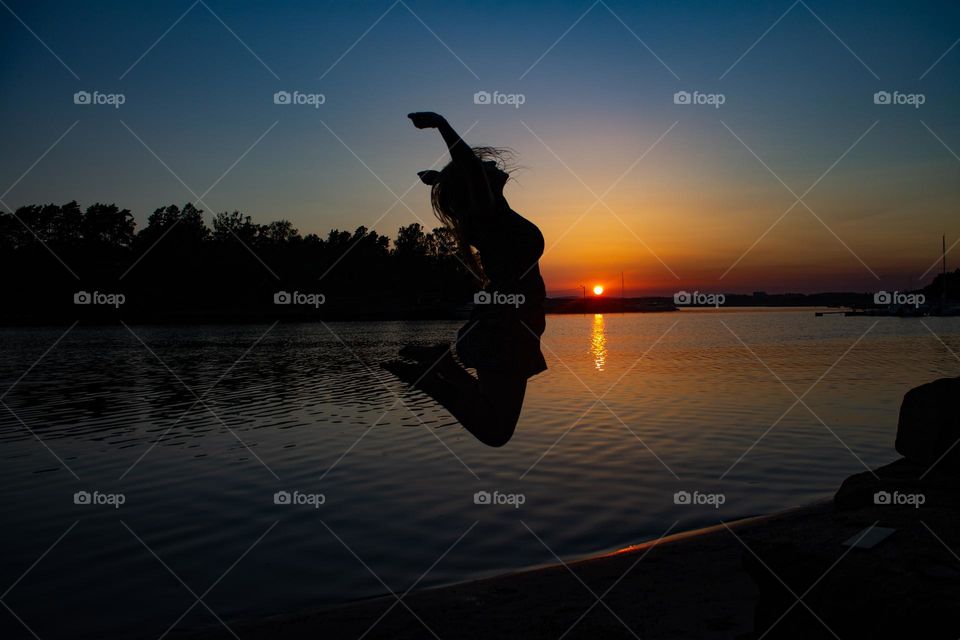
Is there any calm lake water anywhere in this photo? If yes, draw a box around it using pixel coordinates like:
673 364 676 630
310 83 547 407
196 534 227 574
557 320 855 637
2 309 959 639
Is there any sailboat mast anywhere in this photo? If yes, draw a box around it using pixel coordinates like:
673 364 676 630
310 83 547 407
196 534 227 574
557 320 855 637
944 235 948 309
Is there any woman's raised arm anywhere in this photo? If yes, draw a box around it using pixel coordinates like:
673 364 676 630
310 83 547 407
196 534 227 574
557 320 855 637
408 112 476 164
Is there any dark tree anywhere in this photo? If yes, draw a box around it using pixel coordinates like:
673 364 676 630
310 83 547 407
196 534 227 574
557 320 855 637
82 203 135 247
0 200 478 323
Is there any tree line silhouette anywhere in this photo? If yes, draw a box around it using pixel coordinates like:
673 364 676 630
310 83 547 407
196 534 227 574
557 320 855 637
1 201 478 323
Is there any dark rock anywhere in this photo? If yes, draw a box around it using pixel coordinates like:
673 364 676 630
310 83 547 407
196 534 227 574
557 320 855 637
833 457 960 510
895 377 960 469
755 379 960 640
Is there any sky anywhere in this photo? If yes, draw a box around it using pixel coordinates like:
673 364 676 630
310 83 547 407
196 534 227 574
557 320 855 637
1 0 958 296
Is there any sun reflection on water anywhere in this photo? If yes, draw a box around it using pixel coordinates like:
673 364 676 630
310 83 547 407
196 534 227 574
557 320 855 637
591 313 606 371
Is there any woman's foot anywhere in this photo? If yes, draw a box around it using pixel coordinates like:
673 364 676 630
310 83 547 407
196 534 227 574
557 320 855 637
381 359 461 404
397 342 466 381
380 359 433 388
398 342 451 363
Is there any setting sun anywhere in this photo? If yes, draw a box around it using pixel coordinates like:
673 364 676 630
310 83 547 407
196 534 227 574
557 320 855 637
593 285 604 296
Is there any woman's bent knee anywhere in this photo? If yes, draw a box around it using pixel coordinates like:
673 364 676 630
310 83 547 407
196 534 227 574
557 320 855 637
476 421 516 447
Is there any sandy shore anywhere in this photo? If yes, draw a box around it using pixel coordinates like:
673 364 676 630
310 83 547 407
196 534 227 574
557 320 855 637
177 502 848 640
177 460 960 640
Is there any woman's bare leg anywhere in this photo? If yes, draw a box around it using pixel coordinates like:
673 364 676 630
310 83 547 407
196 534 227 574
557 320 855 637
382 359 527 447
469 369 527 446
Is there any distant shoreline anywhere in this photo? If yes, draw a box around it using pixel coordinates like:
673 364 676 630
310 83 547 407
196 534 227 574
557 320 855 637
0 303 851 326
0 296 889 327
4 272 957 326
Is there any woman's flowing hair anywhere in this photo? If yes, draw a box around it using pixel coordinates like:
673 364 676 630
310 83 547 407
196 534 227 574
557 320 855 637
429 146 515 284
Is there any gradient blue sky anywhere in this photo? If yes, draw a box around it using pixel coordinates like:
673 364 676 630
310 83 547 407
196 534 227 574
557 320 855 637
2 0 958 294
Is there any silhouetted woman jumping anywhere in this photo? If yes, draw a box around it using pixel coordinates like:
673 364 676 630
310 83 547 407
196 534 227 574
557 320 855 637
382 112 547 447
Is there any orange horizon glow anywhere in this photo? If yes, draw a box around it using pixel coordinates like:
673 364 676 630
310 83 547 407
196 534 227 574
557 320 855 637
491 140 956 296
